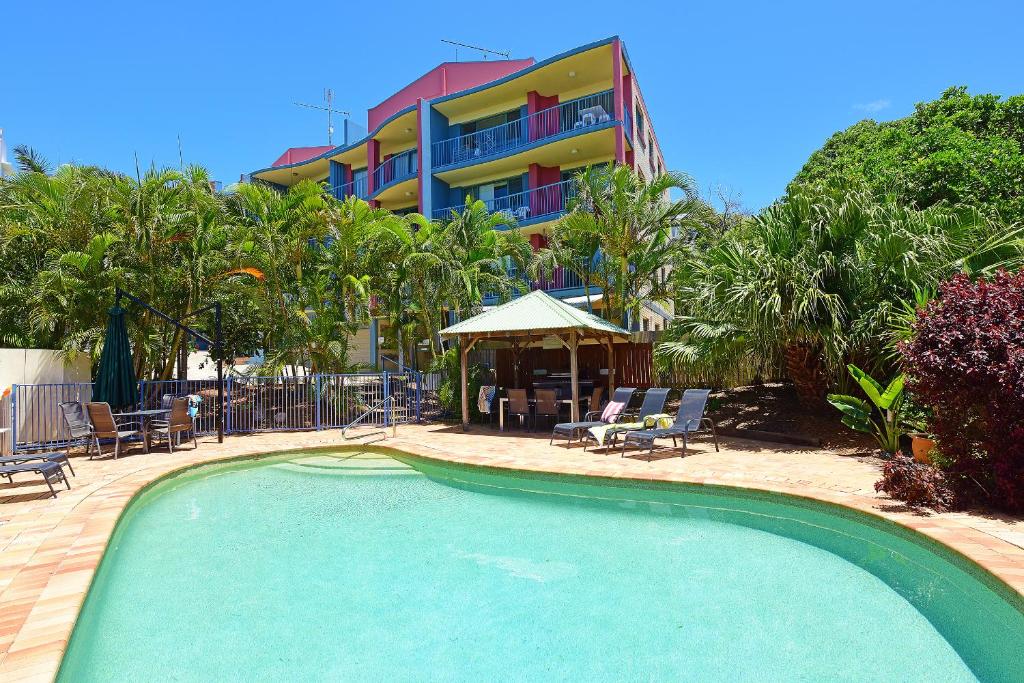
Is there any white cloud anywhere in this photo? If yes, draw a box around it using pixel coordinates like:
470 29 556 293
853 99 891 113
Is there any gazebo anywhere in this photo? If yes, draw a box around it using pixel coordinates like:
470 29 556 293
439 290 631 430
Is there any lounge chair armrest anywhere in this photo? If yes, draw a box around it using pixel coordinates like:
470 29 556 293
584 410 603 421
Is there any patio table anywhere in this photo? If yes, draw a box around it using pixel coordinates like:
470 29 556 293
114 408 170 453
498 397 574 431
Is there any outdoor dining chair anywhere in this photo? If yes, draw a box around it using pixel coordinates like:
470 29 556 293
151 397 197 452
86 402 141 460
58 401 93 459
507 389 531 431
533 390 560 431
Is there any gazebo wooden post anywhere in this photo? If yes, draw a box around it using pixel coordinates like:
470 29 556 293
568 330 580 422
460 334 473 431
605 336 616 394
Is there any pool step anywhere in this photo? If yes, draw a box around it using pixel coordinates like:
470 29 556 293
272 453 417 477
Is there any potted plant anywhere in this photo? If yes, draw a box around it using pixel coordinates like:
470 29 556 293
900 400 938 464
827 365 905 457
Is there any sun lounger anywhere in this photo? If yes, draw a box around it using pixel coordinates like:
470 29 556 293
583 388 671 451
0 451 76 477
0 461 71 498
549 387 636 446
620 389 719 459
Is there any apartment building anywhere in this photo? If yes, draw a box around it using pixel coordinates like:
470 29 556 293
248 36 671 364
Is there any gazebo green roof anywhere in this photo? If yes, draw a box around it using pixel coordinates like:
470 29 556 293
439 290 629 338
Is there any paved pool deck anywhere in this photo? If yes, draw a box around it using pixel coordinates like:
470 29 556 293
1 424 1022 681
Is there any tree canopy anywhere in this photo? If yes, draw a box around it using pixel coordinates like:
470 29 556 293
793 87 1024 223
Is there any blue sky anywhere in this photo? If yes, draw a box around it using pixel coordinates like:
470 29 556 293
5 1 1023 211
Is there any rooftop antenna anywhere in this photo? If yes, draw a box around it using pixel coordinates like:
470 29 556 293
294 88 350 145
441 39 510 62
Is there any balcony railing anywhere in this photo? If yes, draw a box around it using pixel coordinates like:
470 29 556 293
624 107 633 143
372 149 417 192
431 90 615 169
433 179 577 223
483 266 592 301
331 175 368 200
532 266 587 292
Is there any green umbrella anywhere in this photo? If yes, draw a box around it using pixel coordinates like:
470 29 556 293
93 306 137 410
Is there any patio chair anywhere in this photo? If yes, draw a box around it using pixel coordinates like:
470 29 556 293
581 386 604 416
534 390 560 431
507 389 531 431
549 387 636 446
0 450 76 477
151 397 197 453
86 402 141 460
582 387 671 451
0 461 70 498
620 389 719 459
58 401 93 460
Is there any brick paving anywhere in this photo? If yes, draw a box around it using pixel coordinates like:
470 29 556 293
0 424 1021 681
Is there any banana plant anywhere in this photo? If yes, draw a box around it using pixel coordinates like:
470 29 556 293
827 365 905 454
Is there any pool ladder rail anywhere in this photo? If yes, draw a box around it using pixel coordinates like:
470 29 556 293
342 395 397 444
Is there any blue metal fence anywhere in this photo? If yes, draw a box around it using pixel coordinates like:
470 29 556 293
10 372 424 452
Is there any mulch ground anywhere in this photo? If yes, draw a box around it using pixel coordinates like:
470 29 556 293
704 382 877 454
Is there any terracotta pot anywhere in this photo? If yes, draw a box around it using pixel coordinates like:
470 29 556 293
911 435 937 464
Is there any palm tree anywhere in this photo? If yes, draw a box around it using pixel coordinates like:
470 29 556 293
559 164 709 327
438 197 533 315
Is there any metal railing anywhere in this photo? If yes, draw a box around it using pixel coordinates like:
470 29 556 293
433 179 577 223
331 175 368 200
9 372 421 452
533 266 587 292
431 90 615 169
372 149 417 192
342 394 395 443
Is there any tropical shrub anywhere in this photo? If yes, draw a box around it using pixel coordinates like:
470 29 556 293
874 454 956 511
827 365 905 454
430 346 491 422
900 270 1024 511
659 181 1021 407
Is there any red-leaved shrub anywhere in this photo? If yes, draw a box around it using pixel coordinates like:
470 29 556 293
874 454 955 511
899 270 1024 512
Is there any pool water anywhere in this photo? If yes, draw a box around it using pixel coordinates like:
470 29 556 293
59 450 1024 682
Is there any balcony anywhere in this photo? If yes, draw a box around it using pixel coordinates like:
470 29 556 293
433 179 577 225
372 149 417 195
332 175 368 200
431 90 615 170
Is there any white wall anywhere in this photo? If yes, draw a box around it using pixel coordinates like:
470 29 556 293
0 349 91 454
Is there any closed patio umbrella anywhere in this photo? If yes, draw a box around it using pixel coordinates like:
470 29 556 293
93 306 137 410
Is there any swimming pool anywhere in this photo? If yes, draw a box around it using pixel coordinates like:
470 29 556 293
59 448 1024 681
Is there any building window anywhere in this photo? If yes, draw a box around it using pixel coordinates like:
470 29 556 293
635 100 645 141
642 318 650 332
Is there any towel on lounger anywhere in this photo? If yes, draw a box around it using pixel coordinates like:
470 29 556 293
588 413 674 446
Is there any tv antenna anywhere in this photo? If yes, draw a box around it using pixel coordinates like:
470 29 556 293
294 88 350 145
441 39 510 62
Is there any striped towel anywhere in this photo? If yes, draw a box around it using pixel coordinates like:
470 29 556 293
588 413 674 447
